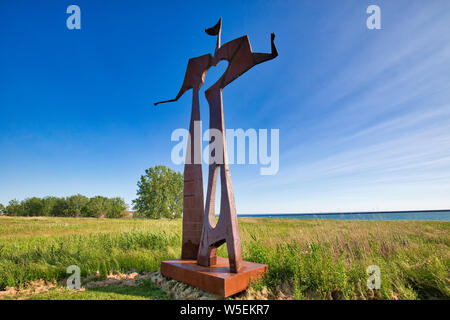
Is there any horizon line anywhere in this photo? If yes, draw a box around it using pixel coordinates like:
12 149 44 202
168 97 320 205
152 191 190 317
235 209 450 216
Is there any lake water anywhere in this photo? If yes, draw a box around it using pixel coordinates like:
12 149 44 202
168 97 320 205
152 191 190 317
238 210 450 221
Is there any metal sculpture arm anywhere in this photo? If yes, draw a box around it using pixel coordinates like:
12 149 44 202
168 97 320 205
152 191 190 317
253 32 278 65
206 32 278 91
154 54 212 106
154 85 189 106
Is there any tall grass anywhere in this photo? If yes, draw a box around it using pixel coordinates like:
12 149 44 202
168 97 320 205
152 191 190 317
0 217 448 299
241 219 449 299
0 230 180 289
0 217 181 289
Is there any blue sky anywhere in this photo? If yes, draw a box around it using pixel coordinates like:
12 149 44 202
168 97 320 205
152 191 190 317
1 0 449 213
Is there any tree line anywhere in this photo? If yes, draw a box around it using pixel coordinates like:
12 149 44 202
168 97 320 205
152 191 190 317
0 165 184 219
0 195 128 218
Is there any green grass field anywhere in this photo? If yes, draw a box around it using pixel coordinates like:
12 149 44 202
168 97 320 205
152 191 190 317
0 216 448 300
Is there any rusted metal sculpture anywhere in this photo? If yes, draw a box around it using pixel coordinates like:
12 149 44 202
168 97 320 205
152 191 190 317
198 20 278 273
155 54 211 259
157 18 277 296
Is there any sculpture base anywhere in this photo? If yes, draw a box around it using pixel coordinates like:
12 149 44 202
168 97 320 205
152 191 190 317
160 257 268 297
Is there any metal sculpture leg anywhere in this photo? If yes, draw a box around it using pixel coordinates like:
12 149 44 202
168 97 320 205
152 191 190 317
154 54 212 260
197 86 243 273
182 88 205 259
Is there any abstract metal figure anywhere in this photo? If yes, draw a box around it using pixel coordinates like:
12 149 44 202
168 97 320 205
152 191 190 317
155 53 211 260
155 18 278 272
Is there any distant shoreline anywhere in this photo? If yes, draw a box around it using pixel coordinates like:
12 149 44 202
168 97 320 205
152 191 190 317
235 209 450 221
237 209 450 216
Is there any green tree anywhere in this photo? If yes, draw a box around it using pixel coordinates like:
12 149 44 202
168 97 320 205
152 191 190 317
82 196 108 218
132 165 183 219
64 194 89 217
5 199 24 216
105 197 128 218
50 197 68 217
41 196 60 217
22 197 44 216
0 203 5 215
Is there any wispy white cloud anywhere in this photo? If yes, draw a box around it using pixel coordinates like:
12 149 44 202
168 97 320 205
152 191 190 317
237 1 450 212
